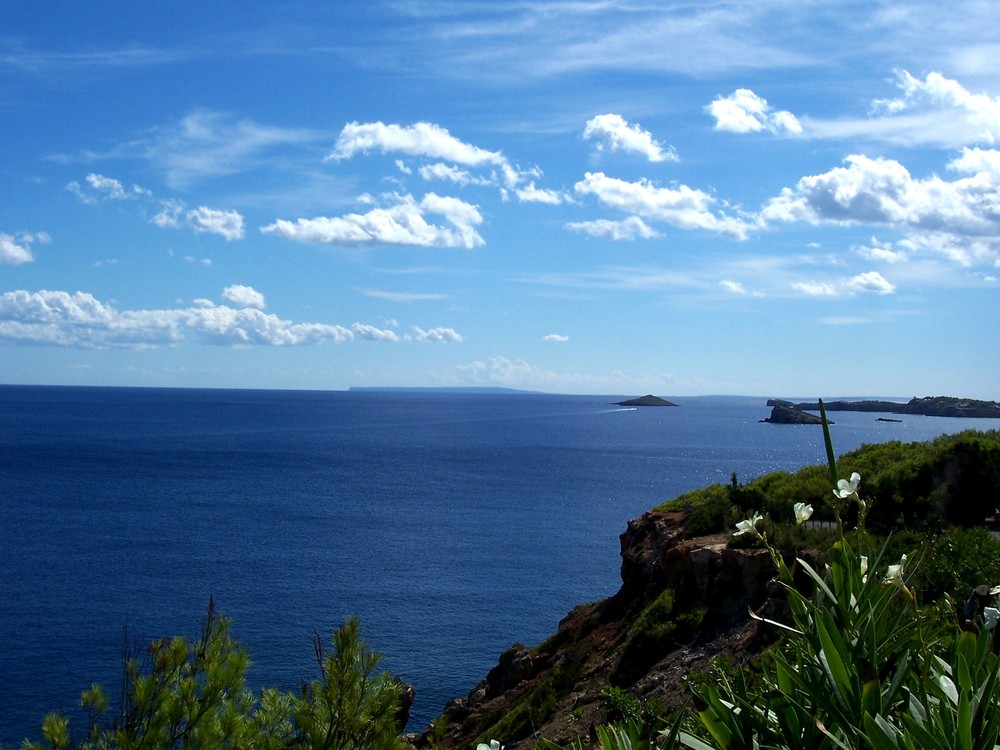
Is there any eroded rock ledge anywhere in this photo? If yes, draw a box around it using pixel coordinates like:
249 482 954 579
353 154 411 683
410 512 784 749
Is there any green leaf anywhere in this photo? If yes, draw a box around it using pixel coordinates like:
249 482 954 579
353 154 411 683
958 691 972 750
679 731 719 750
817 610 858 712
864 713 902 750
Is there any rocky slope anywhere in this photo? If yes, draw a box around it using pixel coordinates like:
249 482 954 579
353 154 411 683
410 512 784 749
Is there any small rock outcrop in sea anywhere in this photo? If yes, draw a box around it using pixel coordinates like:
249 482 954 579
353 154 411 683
760 404 826 424
615 394 679 407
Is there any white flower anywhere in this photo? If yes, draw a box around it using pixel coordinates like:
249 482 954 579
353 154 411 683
985 607 1000 631
477 742 503 750
833 472 861 499
734 512 764 537
859 556 869 578
884 554 908 584
793 502 814 525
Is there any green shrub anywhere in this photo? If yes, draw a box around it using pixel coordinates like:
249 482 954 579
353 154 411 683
24 603 405 750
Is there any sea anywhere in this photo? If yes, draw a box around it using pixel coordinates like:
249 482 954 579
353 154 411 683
2 385 999 745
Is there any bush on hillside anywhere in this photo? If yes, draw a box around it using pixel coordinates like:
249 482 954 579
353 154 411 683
23 603 406 750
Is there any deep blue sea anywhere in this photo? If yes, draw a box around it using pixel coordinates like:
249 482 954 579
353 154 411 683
2 385 999 744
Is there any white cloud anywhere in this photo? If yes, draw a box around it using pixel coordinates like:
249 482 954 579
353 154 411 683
543 334 569 342
792 281 838 296
515 182 568 204
418 162 492 186
720 279 747 294
1 232 44 265
0 289 356 348
412 326 463 342
67 172 245 241
187 206 246 241
330 121 507 167
708 89 802 135
762 152 1000 267
873 71 1000 145
221 284 265 310
575 171 754 239
802 71 1000 149
329 120 544 195
854 237 910 263
67 173 147 203
152 200 184 228
261 193 484 249
583 114 677 162
351 323 401 342
566 216 658 240
86 173 127 199
846 271 896 295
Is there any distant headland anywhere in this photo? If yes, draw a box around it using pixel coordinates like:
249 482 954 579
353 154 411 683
767 396 1000 419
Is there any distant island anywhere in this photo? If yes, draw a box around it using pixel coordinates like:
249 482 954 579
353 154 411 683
615 394 679 407
761 404 827 424
767 396 1000 419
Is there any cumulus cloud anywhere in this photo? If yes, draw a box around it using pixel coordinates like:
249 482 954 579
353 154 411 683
543 334 569 342
330 121 507 167
708 89 802 134
68 172 245 241
1 232 48 265
67 173 149 204
762 151 1000 268
854 237 909 263
583 114 677 162
0 289 356 348
351 323 401 342
221 284 265 310
261 193 484 249
418 162 493 186
186 206 245 241
151 200 184 228
574 171 754 239
514 182 568 204
567 216 658 240
790 272 895 297
330 120 550 198
412 326 463 342
847 271 896 295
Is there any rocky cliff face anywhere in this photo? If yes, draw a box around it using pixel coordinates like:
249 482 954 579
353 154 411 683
410 512 783 749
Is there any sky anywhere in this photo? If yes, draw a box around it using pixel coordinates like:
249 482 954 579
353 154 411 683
2 1 999 398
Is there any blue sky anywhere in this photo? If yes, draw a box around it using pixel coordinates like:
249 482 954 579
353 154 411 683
2 1 999 398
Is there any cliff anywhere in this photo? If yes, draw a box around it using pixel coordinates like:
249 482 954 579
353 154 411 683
411 513 782 749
